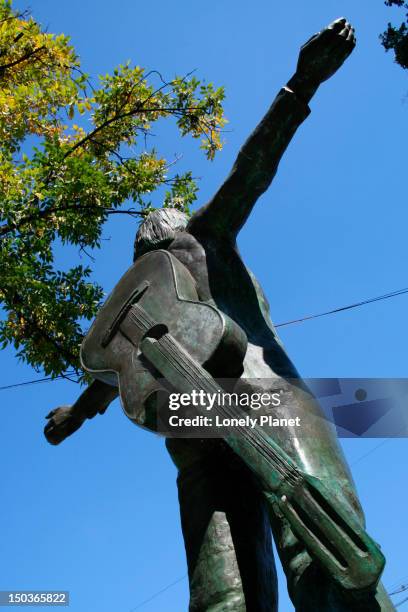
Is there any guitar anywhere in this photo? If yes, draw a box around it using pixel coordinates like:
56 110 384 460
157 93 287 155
80 249 385 594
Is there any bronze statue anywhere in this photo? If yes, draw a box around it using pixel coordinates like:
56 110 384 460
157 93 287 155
44 18 395 611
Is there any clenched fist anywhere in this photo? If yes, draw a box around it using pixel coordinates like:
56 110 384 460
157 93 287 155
288 18 356 103
298 18 356 85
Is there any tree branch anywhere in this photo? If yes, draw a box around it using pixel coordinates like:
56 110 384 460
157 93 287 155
2 290 80 371
62 104 207 159
0 203 145 238
0 45 46 73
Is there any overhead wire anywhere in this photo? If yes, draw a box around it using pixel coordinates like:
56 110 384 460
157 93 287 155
389 577 408 593
396 596 408 608
275 287 408 328
0 370 77 390
127 574 408 610
390 586 408 597
128 574 187 611
2 285 408 391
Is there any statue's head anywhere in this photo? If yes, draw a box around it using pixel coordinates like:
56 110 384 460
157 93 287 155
133 207 189 260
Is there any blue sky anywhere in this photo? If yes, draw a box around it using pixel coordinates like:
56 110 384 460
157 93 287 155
1 1 407 610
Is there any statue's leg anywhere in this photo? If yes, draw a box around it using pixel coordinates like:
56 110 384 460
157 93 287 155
166 438 278 612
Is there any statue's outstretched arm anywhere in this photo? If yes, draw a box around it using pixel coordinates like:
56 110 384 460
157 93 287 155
189 18 356 241
44 379 119 445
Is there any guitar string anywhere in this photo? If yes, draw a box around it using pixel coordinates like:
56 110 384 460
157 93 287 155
136 314 302 486
138 319 296 482
158 332 301 481
154 350 300 483
128 307 296 482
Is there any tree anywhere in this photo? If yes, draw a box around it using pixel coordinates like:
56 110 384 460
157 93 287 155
381 0 408 69
0 0 226 379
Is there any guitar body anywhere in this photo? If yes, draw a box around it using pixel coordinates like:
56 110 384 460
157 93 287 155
80 250 247 429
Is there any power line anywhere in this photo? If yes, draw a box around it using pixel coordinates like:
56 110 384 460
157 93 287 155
2 284 408 392
396 595 408 608
0 371 77 390
351 439 392 468
126 571 408 611
390 586 408 597
275 287 408 328
350 419 407 470
389 577 408 593
129 574 187 611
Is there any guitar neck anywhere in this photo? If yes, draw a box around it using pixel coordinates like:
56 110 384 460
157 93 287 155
140 331 301 491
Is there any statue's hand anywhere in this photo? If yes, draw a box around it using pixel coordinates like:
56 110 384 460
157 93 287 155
296 18 356 88
44 405 85 445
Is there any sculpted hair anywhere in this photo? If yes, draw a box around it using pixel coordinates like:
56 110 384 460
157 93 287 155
133 207 189 260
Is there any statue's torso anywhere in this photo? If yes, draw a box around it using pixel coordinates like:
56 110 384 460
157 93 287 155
165 230 357 481
167 230 300 380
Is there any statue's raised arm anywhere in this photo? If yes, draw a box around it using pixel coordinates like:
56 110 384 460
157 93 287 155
188 18 356 241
